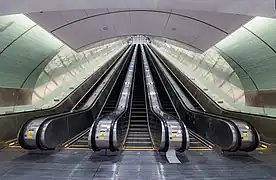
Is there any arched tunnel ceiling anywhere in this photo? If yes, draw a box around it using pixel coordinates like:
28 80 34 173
27 9 252 51
0 0 276 17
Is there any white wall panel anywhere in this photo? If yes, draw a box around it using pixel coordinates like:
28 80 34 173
129 11 169 36
85 8 108 16
172 9 251 33
59 10 88 22
163 14 205 47
28 11 67 31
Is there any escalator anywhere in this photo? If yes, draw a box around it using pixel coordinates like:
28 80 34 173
3 46 129 150
145 46 213 151
146 44 260 152
17 45 134 151
66 46 135 149
151 47 270 149
7 49 124 150
123 46 153 150
149 47 267 151
89 44 188 153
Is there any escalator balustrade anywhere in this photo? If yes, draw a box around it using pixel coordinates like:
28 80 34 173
123 45 153 150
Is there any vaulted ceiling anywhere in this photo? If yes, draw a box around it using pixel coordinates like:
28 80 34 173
0 0 276 17
4 0 273 52
26 9 251 51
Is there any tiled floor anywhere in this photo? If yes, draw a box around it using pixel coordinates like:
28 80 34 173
0 149 276 180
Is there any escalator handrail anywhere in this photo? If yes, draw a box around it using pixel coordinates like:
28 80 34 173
109 45 138 151
148 45 242 151
141 47 156 148
143 45 188 152
90 45 137 151
121 49 137 147
18 45 132 149
90 46 135 151
141 45 170 152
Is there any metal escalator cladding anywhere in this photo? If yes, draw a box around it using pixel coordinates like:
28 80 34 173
66 46 136 150
124 45 153 150
144 46 212 151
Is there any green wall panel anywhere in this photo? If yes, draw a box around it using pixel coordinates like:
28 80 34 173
0 14 35 52
215 19 276 90
0 14 63 88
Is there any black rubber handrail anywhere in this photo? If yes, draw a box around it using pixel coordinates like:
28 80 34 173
109 45 138 152
141 45 169 152
18 46 132 150
144 45 187 152
90 46 135 151
148 45 243 152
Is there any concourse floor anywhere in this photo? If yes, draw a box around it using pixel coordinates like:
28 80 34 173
0 148 275 180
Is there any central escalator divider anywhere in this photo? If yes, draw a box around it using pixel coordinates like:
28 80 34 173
124 45 154 150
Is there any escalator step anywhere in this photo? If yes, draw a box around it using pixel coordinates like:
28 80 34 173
130 121 148 124
123 146 154 150
130 124 148 127
127 137 151 140
129 128 148 132
69 145 88 148
128 133 150 136
125 142 152 146
131 115 147 118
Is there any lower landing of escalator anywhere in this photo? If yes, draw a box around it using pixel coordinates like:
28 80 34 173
0 147 276 180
